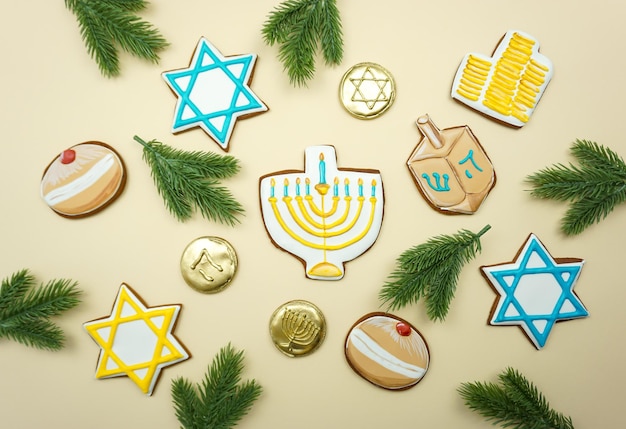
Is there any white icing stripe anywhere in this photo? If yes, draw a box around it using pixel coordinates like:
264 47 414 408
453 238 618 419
44 154 116 205
350 328 425 379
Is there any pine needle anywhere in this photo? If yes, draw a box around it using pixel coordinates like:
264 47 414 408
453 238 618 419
171 343 262 429
379 225 491 321
458 367 575 429
0 269 82 351
262 0 343 87
134 136 244 226
526 139 626 235
65 0 168 77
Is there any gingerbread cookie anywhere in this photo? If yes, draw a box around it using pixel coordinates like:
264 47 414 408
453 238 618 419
345 313 429 390
451 30 553 127
480 233 588 349
259 145 384 281
84 284 190 395
162 37 268 152
407 114 496 214
40 141 126 218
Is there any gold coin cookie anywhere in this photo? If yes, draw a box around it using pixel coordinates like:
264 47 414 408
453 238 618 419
339 62 396 119
180 236 238 293
269 300 326 357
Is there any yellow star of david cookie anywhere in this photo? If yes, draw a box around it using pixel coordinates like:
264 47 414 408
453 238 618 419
84 284 190 395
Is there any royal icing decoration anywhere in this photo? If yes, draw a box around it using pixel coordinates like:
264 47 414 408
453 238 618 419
345 313 429 390
481 234 588 349
259 146 384 281
451 30 553 127
407 114 496 214
40 142 126 218
162 37 268 151
84 284 190 395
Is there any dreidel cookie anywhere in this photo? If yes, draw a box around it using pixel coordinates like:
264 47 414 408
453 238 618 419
407 114 496 214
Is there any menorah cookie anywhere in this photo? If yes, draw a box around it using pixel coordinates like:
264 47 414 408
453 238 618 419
162 37 268 152
407 114 496 214
480 233 588 349
451 30 553 127
345 313 429 390
40 141 126 218
84 284 190 395
259 145 384 281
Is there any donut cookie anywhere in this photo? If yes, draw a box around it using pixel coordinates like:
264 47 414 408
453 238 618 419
162 37 268 152
40 141 126 218
451 30 553 127
345 313 429 390
480 233 588 349
407 114 496 214
84 284 190 395
259 145 384 281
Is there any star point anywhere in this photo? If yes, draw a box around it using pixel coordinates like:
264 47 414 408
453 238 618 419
162 37 268 151
481 233 588 349
84 284 189 395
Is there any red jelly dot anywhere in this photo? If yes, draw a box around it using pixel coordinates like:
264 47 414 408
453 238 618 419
60 149 76 164
395 322 411 336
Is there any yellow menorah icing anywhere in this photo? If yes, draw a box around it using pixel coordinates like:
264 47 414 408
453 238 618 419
260 146 383 280
453 30 553 127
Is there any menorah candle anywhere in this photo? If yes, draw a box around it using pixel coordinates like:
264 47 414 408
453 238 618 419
319 153 326 184
259 145 384 281
407 114 496 215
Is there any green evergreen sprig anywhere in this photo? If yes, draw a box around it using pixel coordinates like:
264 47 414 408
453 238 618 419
65 0 168 77
134 136 245 226
458 367 575 429
526 139 626 236
262 0 343 87
171 343 262 429
0 269 82 351
379 225 491 321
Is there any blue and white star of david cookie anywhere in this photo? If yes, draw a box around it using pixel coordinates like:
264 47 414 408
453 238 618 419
162 38 268 152
481 233 588 349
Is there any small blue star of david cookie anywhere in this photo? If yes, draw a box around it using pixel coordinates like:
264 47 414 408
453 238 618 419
481 233 588 349
162 38 268 151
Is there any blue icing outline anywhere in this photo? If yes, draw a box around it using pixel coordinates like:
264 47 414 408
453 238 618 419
162 38 267 150
482 234 588 349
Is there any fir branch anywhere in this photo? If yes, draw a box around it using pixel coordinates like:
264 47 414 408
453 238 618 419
171 343 262 429
458 367 575 429
0 269 82 351
65 0 168 77
379 225 491 321
526 139 626 235
262 0 343 87
133 136 244 226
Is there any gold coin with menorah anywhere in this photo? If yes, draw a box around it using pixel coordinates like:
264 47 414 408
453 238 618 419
259 145 384 281
269 300 326 357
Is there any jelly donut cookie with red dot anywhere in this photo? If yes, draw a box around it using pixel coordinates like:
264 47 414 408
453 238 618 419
40 141 126 218
345 312 429 390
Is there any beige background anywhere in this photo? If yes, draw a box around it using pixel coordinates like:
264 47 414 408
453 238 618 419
1 1 625 428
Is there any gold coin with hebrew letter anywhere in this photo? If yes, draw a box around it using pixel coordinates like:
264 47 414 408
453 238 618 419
339 62 396 119
180 236 238 293
269 300 326 357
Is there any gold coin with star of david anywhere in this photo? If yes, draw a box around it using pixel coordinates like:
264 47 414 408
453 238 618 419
180 236 238 293
339 62 396 119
